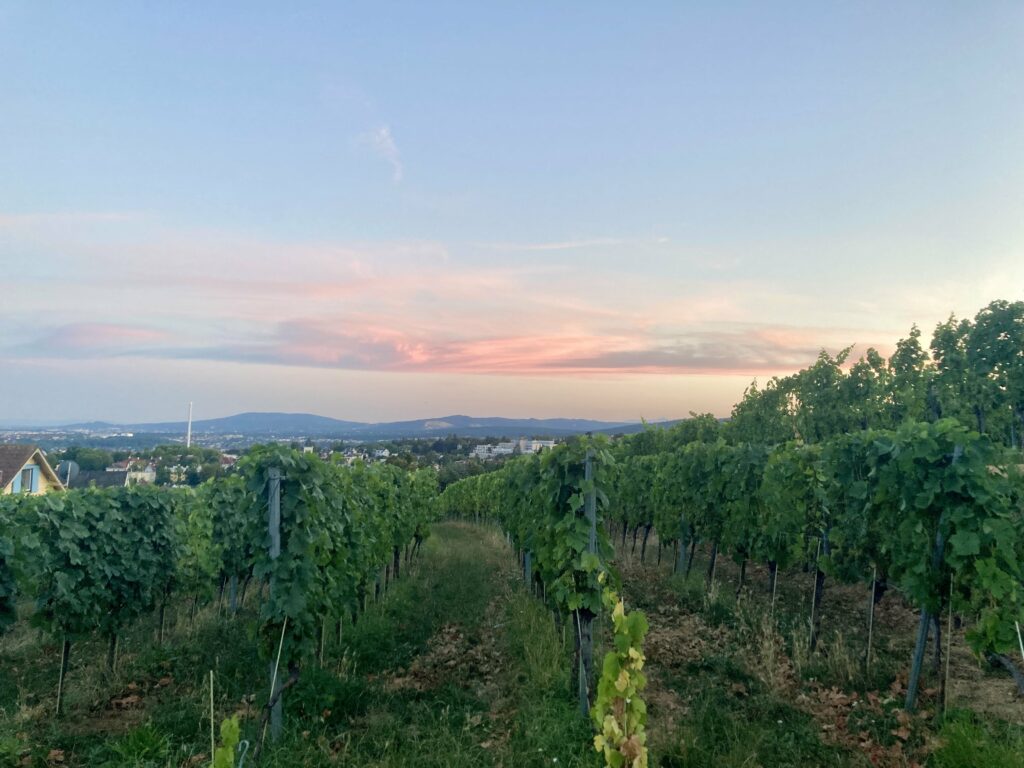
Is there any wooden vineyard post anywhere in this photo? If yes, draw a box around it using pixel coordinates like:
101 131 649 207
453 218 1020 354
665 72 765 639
1016 621 1024 665
56 638 71 717
209 670 216 761
906 525 946 712
770 566 779 616
865 566 876 673
675 515 688 575
706 542 719 593
943 580 954 715
229 574 239 615
580 445 597 717
267 467 283 741
319 621 326 667
808 538 822 652
907 608 932 712
684 538 697 579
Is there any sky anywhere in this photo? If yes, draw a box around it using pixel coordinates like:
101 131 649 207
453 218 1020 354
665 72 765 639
2 2 1023 425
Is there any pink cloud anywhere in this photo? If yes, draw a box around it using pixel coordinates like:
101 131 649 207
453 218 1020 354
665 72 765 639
0 221 902 379
95 317 868 378
37 323 171 351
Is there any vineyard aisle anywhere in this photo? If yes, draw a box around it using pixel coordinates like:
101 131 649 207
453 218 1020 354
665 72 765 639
296 521 598 768
0 522 597 767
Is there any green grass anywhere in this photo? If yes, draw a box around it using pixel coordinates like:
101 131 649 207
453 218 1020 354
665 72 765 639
658 685 862 767
654 648 865 768
932 710 1024 768
502 591 597 768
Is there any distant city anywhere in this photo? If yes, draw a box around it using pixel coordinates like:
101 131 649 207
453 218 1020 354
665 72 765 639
0 411 678 452
0 410 682 494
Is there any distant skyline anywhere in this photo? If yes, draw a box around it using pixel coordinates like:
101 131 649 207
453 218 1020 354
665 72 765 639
2 3 1023 423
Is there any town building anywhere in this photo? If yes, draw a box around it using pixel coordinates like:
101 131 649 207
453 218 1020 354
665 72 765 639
519 438 556 453
69 469 130 489
128 464 157 485
471 438 557 459
0 444 64 495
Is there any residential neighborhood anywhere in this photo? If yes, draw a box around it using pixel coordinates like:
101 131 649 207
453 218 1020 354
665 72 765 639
0 430 555 495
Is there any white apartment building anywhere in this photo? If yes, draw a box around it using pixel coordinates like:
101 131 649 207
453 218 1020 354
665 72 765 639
471 438 557 459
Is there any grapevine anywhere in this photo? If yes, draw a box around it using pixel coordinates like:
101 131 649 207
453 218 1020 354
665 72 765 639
592 573 649 768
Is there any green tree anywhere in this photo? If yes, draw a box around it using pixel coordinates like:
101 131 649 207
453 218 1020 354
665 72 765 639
61 446 113 471
887 325 933 424
843 347 890 431
931 315 982 430
727 378 794 445
968 300 1024 450
787 348 856 443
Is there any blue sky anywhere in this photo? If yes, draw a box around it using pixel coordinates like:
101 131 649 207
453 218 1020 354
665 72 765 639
2 3 1022 423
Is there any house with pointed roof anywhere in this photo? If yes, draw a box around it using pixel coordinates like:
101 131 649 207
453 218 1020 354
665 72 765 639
0 444 65 495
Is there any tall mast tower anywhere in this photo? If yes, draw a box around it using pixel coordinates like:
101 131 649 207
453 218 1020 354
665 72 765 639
186 402 193 448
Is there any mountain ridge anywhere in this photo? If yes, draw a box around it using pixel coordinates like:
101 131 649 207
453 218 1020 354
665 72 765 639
49 411 677 439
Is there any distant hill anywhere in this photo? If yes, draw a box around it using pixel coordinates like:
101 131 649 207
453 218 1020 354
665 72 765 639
49 411 657 439
130 412 366 436
356 415 633 438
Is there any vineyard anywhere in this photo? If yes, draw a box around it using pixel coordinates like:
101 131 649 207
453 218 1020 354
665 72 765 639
0 441 639 768
1 301 1024 766
0 447 444 766
437 300 1024 766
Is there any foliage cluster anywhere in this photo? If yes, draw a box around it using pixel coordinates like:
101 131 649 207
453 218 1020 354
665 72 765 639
0 448 440 686
607 419 1023 662
592 577 649 768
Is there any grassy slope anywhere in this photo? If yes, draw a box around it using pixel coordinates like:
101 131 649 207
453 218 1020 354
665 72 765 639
614 533 1024 768
0 523 596 768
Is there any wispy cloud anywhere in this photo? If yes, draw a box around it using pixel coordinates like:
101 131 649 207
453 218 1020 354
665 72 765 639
7 313 878 378
20 322 172 358
362 125 403 182
0 218 907 382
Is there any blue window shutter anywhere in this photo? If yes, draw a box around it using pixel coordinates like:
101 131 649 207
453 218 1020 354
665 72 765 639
31 468 39 493
11 473 20 493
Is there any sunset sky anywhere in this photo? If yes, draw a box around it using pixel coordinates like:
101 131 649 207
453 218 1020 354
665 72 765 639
2 3 1023 424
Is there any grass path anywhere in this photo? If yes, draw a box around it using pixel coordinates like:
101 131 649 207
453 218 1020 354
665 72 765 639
260 521 597 767
0 522 597 767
